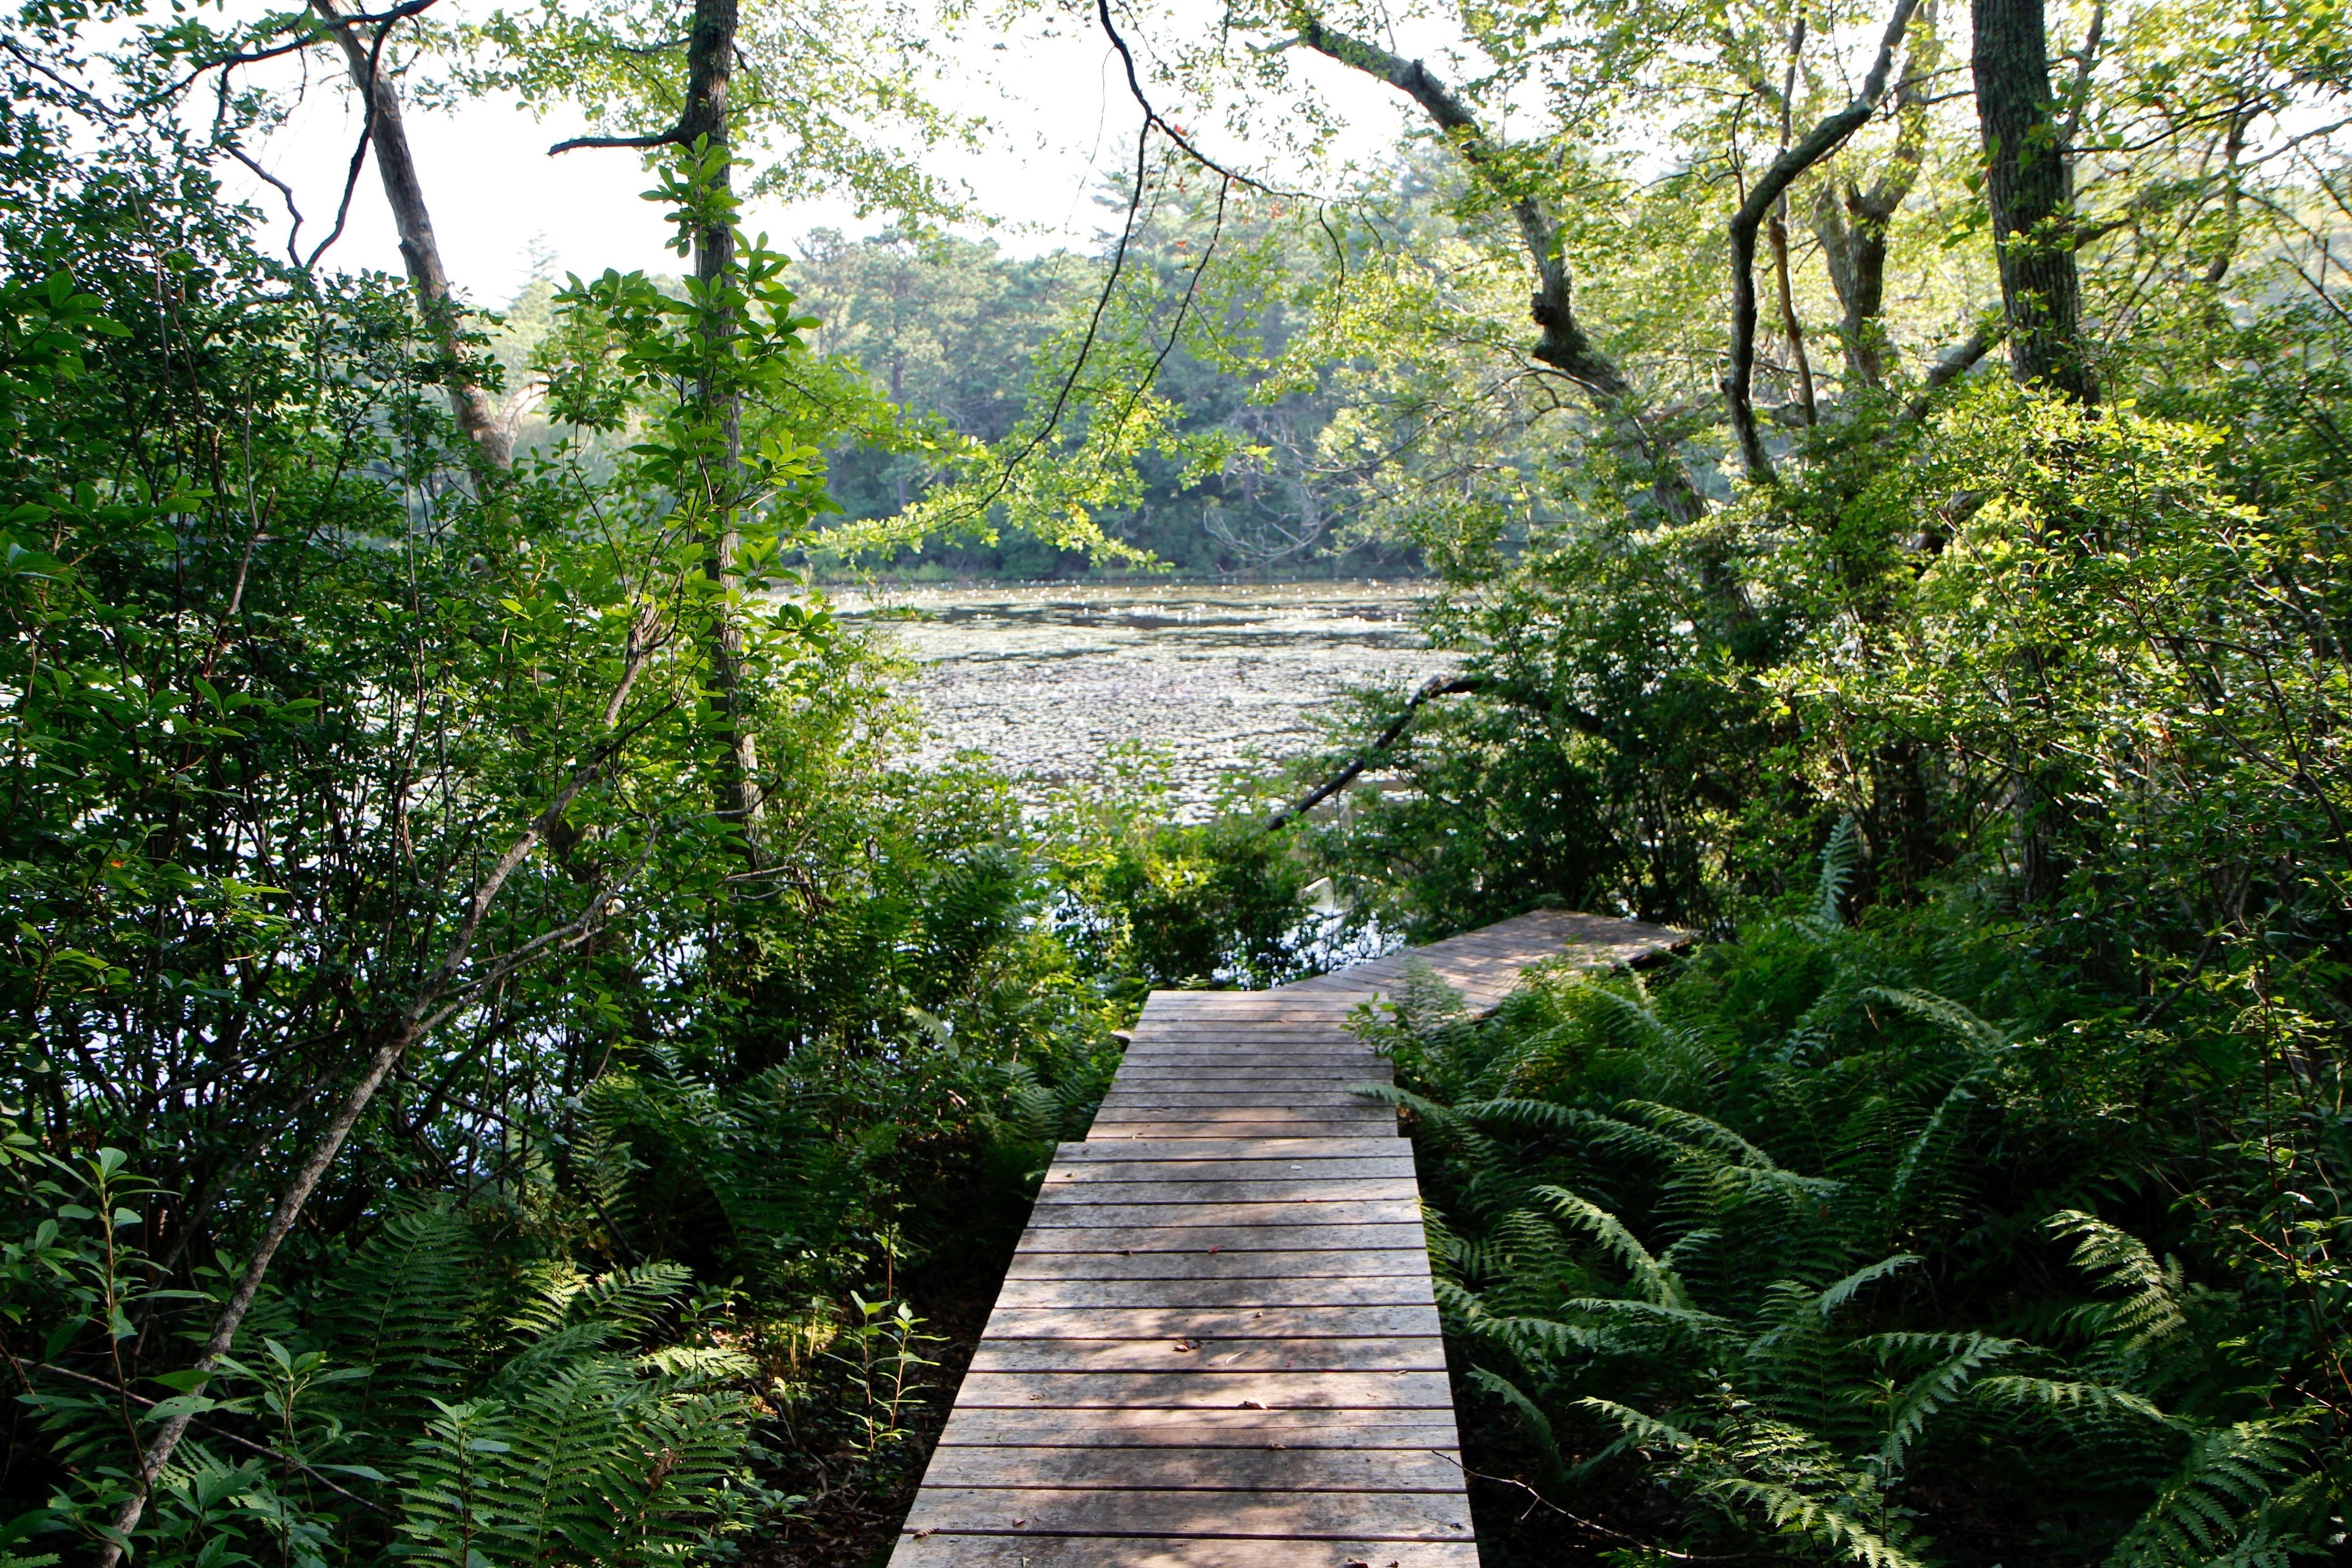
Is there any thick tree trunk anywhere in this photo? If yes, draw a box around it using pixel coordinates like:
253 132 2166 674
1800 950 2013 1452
1971 0 2097 402
1972 0 2095 906
310 0 512 470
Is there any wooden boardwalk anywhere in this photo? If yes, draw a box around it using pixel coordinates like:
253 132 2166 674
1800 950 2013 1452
891 911 1685 1567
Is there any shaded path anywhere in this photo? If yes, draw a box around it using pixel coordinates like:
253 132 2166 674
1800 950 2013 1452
891 912 1685 1566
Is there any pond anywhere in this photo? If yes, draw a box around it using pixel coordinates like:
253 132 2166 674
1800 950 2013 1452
832 581 1455 818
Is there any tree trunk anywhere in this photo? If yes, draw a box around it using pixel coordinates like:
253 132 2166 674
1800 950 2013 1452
1971 0 2097 402
309 0 512 470
91 729 641 1562
681 0 764 863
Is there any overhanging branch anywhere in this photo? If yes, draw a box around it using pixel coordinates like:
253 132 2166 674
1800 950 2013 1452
1265 674 1483 832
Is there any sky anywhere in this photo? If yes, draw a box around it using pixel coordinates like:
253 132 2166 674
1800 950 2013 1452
213 0 1421 309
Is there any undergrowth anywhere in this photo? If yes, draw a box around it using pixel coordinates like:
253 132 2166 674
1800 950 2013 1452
1366 834 2351 1567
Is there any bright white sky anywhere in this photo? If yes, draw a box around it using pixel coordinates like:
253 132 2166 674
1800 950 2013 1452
214 0 1421 307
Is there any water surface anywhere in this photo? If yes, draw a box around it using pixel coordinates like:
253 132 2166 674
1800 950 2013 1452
835 582 1452 816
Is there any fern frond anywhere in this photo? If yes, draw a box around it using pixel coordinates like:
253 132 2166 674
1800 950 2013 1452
1483 1313 1617 1364
1533 1186 1689 1308
638 1343 760 1383
1619 1099 1777 1169
1790 815 1862 938
1887 1059 2004 1221
1863 987 2010 1052
2104 1419 2314 1568
1816 1254 1921 1319
1574 1396 1703 1453
1467 1366 1567 1482
1556 1296 1734 1341
1864 1331 2021 1477
2049 1211 2190 1355
1973 1374 2174 1427
334 1200 484 1428
1432 1275 1491 1328
1709 1477 1932 1568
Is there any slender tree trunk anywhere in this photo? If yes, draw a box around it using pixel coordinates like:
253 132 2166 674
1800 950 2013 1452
1972 0 2097 402
680 0 763 864
1973 0 2097 905
90 732 639 1561
309 0 513 470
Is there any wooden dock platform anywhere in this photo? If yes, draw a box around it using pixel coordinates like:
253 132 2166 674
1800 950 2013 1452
891 911 1685 1566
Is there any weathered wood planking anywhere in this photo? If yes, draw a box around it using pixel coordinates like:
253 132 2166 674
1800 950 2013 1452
1280 907 1688 1015
892 911 1685 1566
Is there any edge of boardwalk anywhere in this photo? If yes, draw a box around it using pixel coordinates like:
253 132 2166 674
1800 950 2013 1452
888 911 1686 1567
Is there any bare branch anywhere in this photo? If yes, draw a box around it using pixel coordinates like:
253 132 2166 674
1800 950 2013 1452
549 127 686 156
142 0 443 108
1266 674 1483 832
223 143 307 268
1727 0 1923 480
1096 0 1298 197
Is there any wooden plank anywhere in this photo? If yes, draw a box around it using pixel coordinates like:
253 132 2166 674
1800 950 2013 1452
1125 1030 1367 1041
935 1406 1461 1448
1017 1223 1425 1253
902 1486 1475 1540
1103 1072 1385 1086
914 1444 1465 1492
893 1535 1482 1567
1098 1091 1384 1107
1082 1129 1398 1145
1278 909 1687 1014
1002 1253 1431 1285
970 1336 1445 1374
983 1305 1442 1340
1089 1109 1393 1126
949 1369 1455 1409
1086 1114 1394 1128
993 1276 1436 1309
1040 1159 1417 1185
1091 1093 1388 1106
1087 1113 1392 1129
1033 1179 1420 1205
1120 1031 1372 1042
1084 1128 1398 1144
1049 1138 1406 1161
1026 1200 1420 1229
1110 1062 1382 1072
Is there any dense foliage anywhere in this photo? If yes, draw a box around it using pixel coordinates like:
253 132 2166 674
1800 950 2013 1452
0 17 1126 1561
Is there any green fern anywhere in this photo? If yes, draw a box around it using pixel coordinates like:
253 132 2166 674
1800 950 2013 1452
2105 1420 2314 1568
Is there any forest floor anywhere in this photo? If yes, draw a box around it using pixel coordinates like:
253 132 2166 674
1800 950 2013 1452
746 1265 998 1567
